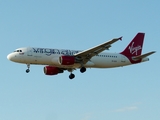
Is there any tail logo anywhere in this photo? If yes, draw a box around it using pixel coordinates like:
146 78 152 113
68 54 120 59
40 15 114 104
129 42 142 55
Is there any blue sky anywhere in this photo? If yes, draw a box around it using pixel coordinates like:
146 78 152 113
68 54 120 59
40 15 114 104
1 0 159 120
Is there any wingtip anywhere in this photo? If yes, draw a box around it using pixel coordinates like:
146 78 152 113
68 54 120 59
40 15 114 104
152 51 156 53
119 36 122 41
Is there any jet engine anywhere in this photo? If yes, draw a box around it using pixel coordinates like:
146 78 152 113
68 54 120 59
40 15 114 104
44 66 63 75
59 56 75 65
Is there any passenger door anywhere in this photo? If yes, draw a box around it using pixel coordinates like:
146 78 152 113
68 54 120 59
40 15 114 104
27 47 32 56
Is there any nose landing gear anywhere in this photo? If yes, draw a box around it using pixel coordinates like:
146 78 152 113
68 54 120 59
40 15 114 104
26 64 30 73
26 69 30 73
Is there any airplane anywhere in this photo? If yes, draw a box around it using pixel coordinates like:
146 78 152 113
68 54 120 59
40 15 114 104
7 32 155 79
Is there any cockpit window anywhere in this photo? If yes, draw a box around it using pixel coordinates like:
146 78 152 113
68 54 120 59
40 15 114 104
14 50 22 52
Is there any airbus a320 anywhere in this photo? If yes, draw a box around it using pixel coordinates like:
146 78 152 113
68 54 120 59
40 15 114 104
7 33 155 79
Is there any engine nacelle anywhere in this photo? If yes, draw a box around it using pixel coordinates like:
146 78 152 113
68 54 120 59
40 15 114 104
44 66 63 75
59 56 75 65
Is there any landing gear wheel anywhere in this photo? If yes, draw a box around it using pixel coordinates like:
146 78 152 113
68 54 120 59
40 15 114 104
26 64 30 73
69 73 75 79
80 67 86 73
26 69 30 73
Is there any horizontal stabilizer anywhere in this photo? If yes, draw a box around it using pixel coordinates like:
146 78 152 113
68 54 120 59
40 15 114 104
132 51 156 61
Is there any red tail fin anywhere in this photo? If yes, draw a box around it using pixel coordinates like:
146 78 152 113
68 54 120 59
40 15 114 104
120 33 145 57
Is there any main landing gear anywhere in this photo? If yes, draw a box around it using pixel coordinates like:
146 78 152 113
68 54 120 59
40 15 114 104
26 64 30 73
69 73 75 79
69 67 86 80
80 67 86 73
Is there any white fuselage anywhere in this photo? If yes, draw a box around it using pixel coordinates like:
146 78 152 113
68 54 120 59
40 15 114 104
7 47 148 69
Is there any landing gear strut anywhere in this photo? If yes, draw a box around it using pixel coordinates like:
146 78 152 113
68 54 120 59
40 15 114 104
80 67 86 73
26 64 30 73
69 73 75 79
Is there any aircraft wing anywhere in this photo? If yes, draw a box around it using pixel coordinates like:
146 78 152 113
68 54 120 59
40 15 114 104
132 51 156 61
74 37 122 64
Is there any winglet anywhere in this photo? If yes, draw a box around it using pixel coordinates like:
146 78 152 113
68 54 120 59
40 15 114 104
119 36 122 41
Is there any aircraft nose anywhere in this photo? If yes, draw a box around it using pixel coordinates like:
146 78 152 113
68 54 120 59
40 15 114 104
7 53 15 61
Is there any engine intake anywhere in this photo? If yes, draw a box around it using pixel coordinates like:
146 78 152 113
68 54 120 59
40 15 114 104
44 66 63 75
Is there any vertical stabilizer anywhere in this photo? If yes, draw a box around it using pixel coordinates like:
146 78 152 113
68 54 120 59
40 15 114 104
120 33 145 57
